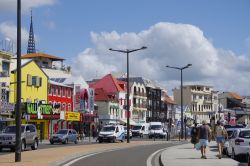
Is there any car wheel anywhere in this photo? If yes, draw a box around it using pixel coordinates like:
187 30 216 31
50 141 54 144
0 147 2 152
63 139 68 144
247 153 250 166
99 139 103 143
31 139 38 150
21 140 26 151
11 148 15 152
74 140 78 144
231 149 238 161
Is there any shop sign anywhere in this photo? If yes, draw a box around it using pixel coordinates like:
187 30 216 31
74 86 81 111
88 88 95 112
27 103 52 115
65 112 80 121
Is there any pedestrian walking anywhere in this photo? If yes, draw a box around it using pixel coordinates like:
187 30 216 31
198 120 211 159
191 123 199 148
215 120 228 159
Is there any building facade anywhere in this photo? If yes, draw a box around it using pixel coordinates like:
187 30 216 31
173 85 218 123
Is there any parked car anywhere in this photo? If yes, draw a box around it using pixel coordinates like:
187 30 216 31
98 125 125 143
223 128 238 156
148 122 166 139
0 124 38 152
227 128 250 160
50 129 78 144
131 123 149 138
124 126 132 139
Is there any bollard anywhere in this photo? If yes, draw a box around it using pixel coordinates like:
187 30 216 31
166 132 169 141
179 132 181 141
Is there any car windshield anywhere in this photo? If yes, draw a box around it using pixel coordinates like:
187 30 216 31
132 126 142 130
101 126 115 132
150 125 162 130
56 130 68 134
3 126 25 133
239 130 250 139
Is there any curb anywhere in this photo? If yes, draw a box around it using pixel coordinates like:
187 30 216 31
159 153 164 166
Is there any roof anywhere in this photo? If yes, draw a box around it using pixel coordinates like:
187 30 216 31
95 88 116 101
49 80 73 88
164 95 176 105
22 53 65 61
89 74 125 93
11 59 48 78
228 92 243 100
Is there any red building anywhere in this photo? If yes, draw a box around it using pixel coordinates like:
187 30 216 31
48 80 73 133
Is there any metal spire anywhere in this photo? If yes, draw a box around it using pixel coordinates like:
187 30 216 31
27 9 36 54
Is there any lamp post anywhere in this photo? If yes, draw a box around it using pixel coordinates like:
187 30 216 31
15 0 22 162
109 46 147 143
166 64 192 139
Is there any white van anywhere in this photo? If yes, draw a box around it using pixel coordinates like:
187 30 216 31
148 122 166 139
131 123 149 138
98 125 125 143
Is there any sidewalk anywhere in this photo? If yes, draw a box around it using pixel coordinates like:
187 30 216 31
160 141 246 166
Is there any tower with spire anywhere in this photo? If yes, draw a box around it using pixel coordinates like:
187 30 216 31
27 10 36 54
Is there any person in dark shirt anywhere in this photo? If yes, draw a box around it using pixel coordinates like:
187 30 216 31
198 120 211 159
191 123 199 147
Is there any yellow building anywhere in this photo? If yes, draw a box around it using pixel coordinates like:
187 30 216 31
10 59 49 139
10 59 48 103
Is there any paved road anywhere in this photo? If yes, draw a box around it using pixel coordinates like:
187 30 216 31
62 142 181 166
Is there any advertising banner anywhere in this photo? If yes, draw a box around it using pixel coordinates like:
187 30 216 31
88 88 95 112
65 112 80 121
74 86 81 111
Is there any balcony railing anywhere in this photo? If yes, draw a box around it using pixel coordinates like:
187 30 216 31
133 92 147 97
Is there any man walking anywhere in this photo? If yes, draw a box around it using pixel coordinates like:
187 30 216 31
198 120 211 159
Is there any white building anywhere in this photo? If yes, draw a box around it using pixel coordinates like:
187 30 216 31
173 85 219 123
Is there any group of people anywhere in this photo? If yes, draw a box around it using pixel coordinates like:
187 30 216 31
191 120 228 159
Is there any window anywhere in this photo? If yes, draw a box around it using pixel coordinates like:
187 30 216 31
31 76 42 87
68 88 71 98
58 87 61 96
62 88 66 97
62 103 66 111
49 85 52 95
53 86 56 96
68 104 71 111
32 76 36 86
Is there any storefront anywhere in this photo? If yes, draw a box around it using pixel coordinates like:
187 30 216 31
22 103 53 140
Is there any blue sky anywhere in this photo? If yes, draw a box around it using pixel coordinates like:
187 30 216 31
1 0 250 95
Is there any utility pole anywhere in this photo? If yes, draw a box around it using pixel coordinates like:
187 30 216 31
15 0 22 162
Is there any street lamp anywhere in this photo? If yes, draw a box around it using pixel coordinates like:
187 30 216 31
15 0 22 162
166 64 192 139
109 46 147 143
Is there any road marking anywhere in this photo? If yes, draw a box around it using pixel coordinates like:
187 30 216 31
146 148 168 166
62 149 117 166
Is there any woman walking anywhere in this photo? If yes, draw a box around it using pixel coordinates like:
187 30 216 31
215 120 227 159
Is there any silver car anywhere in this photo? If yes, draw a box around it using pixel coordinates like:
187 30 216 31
50 129 78 144
0 124 38 152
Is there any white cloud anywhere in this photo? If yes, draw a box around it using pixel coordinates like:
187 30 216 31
0 22 29 45
73 22 250 95
0 0 57 12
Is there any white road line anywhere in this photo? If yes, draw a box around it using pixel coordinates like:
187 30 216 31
62 149 117 166
146 148 167 166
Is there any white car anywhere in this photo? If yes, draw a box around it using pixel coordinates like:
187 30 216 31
227 128 250 160
98 125 125 143
223 128 238 155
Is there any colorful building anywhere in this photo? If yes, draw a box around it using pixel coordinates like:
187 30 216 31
10 59 49 139
0 50 14 131
48 80 74 133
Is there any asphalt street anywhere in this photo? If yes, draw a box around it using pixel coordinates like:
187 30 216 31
62 142 181 166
